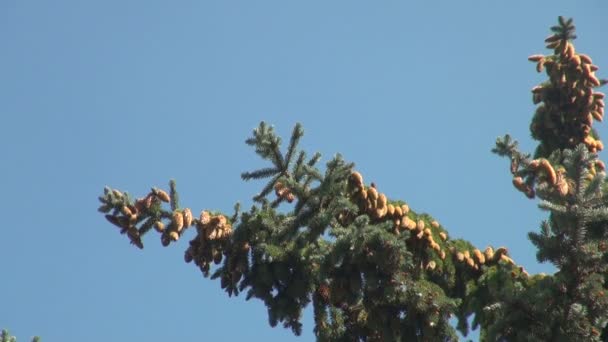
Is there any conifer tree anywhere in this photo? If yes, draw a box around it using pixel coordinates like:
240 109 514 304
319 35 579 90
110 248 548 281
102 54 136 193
0 329 40 342
97 17 606 341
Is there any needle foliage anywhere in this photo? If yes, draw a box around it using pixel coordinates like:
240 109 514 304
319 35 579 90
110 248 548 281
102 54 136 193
97 17 607 341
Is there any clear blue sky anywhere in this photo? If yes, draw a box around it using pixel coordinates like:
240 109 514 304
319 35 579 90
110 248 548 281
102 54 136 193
1 1 607 341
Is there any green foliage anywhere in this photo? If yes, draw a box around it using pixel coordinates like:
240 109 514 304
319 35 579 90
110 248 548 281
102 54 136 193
549 16 577 41
0 330 39 342
98 17 608 341
490 15 608 341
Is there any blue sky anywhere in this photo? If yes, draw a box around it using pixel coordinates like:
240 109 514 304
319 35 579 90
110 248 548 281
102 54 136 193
1 1 607 341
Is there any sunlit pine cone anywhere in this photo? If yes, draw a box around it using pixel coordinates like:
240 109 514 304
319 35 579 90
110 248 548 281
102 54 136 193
367 186 378 203
512 177 528 193
539 159 557 185
154 189 171 203
465 257 476 269
394 205 403 217
154 221 165 233
120 205 133 217
387 204 395 217
349 171 364 187
456 252 465 262
473 249 485 265
182 208 193 228
199 210 211 228
208 228 218 240
172 211 184 233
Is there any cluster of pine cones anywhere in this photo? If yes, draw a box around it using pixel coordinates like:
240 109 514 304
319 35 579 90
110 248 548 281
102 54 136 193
511 154 606 199
528 32 605 153
155 207 193 245
453 246 515 271
184 211 233 274
346 171 517 274
512 158 565 198
274 181 295 202
348 171 412 225
100 184 236 271
101 187 174 249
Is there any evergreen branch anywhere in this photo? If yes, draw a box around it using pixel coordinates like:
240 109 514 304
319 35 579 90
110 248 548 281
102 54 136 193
293 199 320 229
538 200 567 213
549 16 576 41
583 173 604 200
245 121 267 146
492 134 518 157
241 167 280 181
301 164 323 181
284 123 304 170
293 150 307 182
231 202 241 223
581 207 608 222
169 179 179 211
246 122 285 169
253 174 283 202
293 188 311 215
565 145 596 204
528 232 550 263
308 152 322 167
269 196 284 209
138 217 156 235
268 138 285 171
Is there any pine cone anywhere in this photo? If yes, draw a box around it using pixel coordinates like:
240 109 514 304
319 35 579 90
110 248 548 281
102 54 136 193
484 247 494 261
349 171 364 187
183 208 193 228
473 249 485 265
199 210 211 226
154 221 165 233
172 211 185 232
155 189 171 202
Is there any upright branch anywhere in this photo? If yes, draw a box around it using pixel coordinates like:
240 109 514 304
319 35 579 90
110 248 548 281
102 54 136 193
492 16 608 341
